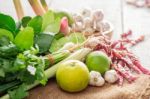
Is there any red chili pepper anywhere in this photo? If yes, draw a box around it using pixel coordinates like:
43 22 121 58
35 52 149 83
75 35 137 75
121 30 132 39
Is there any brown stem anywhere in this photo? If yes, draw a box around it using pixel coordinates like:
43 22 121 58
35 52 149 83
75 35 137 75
40 0 49 11
28 0 45 15
13 0 24 20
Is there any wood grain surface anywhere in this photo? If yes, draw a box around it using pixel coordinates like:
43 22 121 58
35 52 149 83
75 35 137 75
0 0 150 99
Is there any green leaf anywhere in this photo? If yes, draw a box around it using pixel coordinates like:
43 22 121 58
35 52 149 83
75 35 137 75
50 33 86 52
18 70 36 84
0 68 5 77
28 16 43 34
42 10 54 31
15 21 21 36
0 28 14 41
8 84 28 99
14 27 34 50
34 33 54 53
54 11 74 25
0 13 16 33
44 17 61 33
0 43 19 59
21 16 32 28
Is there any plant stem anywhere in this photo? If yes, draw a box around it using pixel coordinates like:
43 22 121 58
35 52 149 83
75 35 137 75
40 0 49 11
28 0 45 15
13 0 24 20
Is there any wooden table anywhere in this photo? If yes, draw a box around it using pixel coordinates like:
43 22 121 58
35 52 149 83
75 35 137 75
0 0 150 99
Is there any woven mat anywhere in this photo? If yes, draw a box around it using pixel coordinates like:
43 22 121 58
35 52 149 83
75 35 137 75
28 74 150 99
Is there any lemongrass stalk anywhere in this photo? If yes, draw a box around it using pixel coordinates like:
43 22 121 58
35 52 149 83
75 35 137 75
28 0 45 15
13 0 24 20
40 0 49 11
0 48 92 99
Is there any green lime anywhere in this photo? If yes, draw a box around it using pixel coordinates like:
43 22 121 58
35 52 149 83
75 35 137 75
86 51 110 75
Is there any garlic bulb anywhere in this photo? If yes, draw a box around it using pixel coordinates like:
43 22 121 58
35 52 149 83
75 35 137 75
72 22 84 32
92 9 104 22
101 21 110 32
94 21 103 32
89 71 105 87
73 13 83 22
83 27 94 37
84 37 100 49
83 17 93 28
104 70 118 83
81 7 92 17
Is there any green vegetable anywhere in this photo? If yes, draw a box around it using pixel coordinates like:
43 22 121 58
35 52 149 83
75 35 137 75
0 28 14 41
21 16 32 28
14 27 34 50
8 84 28 99
44 17 61 33
54 11 74 25
15 21 21 35
0 43 19 59
28 16 43 34
0 13 16 33
42 10 54 31
0 80 21 94
50 33 86 52
0 48 92 99
0 36 10 46
34 33 54 53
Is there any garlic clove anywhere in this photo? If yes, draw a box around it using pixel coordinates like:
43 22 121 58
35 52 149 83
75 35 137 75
96 76 105 86
92 9 104 22
81 7 92 18
104 70 118 83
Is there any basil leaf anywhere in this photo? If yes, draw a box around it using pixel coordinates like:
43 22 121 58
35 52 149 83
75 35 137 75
14 27 34 50
0 13 16 33
0 28 14 41
28 16 42 34
21 16 32 28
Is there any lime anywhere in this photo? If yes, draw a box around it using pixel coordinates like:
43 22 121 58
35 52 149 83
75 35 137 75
86 51 110 75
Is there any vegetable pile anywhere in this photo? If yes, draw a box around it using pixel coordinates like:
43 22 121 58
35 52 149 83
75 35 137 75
0 10 88 99
0 5 150 99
